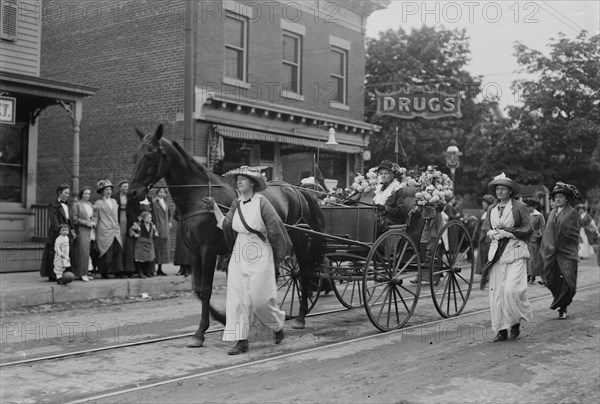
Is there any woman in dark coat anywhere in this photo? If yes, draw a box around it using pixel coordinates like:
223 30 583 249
40 184 77 281
524 198 546 284
541 182 582 319
373 160 406 236
73 186 95 281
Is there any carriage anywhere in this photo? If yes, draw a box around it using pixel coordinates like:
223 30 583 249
276 190 475 332
130 126 474 346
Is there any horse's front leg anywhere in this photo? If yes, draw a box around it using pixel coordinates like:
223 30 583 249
187 246 219 348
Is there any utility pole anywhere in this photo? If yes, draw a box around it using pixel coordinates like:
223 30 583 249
183 0 195 152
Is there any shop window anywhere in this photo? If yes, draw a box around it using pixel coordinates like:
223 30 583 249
0 124 26 203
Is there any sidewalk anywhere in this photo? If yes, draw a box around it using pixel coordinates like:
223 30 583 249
0 264 228 311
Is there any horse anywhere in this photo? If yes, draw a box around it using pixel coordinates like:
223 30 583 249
128 124 325 348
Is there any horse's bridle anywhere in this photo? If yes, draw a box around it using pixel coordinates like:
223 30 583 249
142 138 231 222
146 138 169 193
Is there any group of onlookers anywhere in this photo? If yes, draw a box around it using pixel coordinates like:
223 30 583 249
40 180 175 284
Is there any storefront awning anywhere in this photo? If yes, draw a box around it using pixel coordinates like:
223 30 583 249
214 124 363 154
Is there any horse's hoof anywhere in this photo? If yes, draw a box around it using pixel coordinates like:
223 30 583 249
292 319 305 329
186 336 205 348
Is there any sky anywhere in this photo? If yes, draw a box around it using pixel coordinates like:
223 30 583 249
365 0 599 110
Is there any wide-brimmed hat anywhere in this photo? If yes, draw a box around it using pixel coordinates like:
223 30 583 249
96 179 114 194
224 166 267 192
487 173 521 196
480 194 495 205
549 182 582 200
376 160 398 173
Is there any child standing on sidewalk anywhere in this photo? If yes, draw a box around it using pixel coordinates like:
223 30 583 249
133 211 158 278
55 224 73 285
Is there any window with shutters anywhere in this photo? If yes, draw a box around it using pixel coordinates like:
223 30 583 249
0 0 17 41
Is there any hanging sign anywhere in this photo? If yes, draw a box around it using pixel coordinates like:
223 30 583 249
0 96 16 124
375 87 462 120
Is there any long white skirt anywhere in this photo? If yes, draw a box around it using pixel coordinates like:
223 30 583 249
488 257 533 332
579 228 594 259
222 232 285 342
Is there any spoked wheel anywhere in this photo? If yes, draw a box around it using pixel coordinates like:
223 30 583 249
324 253 367 309
429 220 475 318
362 230 422 332
277 255 320 319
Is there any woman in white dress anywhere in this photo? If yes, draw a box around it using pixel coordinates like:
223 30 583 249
204 167 292 355
480 173 533 342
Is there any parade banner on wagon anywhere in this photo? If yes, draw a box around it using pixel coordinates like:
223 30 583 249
375 87 462 120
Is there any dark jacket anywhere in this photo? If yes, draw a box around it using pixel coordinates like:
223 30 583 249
222 196 292 267
377 184 407 235
40 200 76 278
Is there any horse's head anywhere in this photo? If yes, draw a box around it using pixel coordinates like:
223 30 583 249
129 124 167 201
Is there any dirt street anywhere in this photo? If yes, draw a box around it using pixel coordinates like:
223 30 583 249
0 259 598 404
90 285 600 404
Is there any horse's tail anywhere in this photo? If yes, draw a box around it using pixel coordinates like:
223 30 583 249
297 188 326 270
298 188 325 233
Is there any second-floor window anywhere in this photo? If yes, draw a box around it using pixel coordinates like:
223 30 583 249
330 46 347 104
282 32 302 95
0 0 18 41
224 12 248 81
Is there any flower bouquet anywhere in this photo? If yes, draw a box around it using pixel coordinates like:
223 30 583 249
414 165 453 218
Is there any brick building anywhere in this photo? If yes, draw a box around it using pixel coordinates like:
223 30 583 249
28 0 389 265
0 0 96 271
38 0 388 198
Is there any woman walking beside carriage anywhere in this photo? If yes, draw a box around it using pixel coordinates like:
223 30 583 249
204 166 292 355
480 173 533 342
541 182 582 320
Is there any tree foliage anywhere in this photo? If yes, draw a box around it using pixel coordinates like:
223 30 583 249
507 32 599 195
364 26 496 195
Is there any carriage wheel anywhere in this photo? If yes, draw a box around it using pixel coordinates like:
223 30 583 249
362 230 421 332
277 255 320 320
325 253 367 309
429 220 475 318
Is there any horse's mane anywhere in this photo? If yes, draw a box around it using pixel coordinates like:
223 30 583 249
169 140 211 182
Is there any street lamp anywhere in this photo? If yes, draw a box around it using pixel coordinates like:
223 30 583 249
444 139 461 190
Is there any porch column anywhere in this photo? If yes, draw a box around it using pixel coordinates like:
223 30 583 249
71 100 82 196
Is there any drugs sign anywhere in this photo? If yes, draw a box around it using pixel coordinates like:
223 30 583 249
375 88 462 120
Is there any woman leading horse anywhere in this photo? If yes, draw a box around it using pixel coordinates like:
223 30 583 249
128 124 324 348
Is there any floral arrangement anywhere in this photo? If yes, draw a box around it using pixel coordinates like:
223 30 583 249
322 187 349 206
349 167 380 194
414 165 454 209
